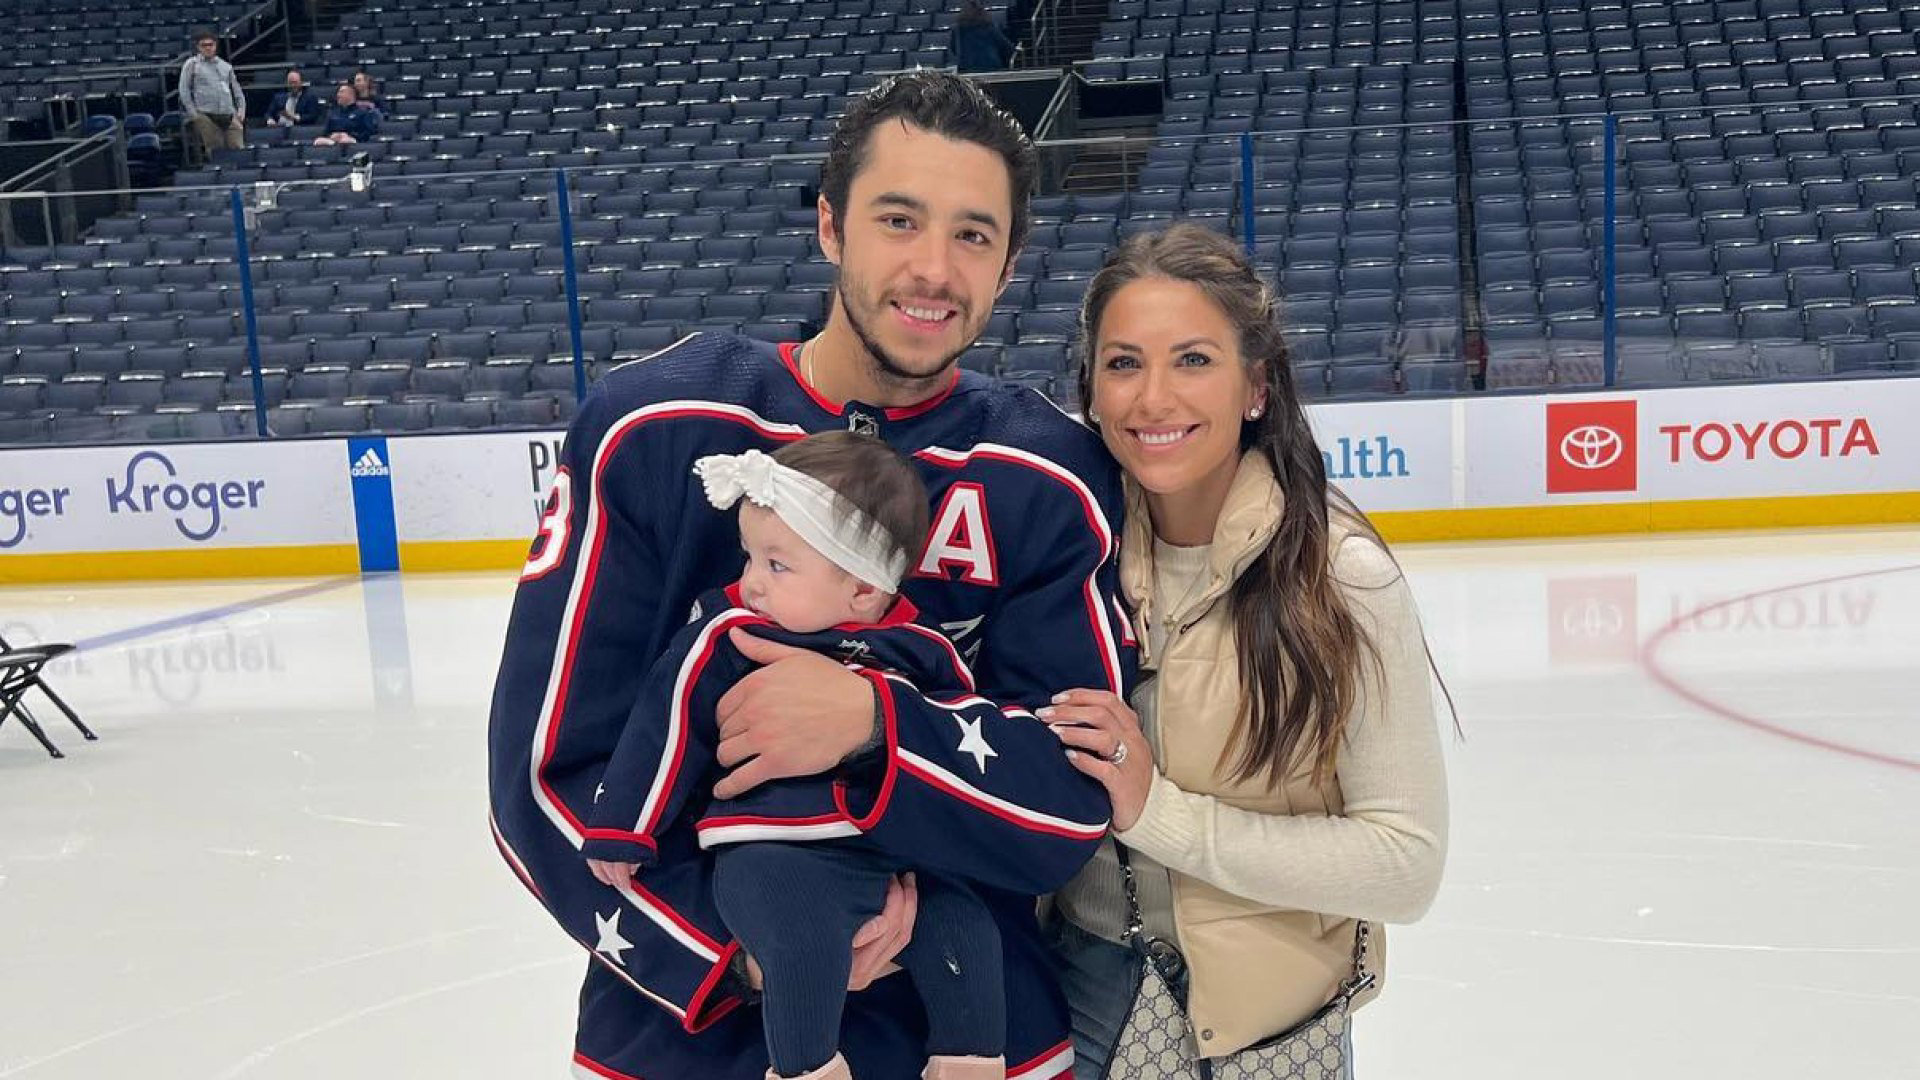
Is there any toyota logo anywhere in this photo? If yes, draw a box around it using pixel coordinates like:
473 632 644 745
1560 425 1624 470
1560 600 1625 637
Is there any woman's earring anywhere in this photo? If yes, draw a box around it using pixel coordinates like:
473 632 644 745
1246 406 1262 420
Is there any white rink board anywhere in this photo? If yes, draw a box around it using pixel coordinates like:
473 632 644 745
1306 397 1457 511
1 377 1918 575
0 439 354 554
388 431 567 543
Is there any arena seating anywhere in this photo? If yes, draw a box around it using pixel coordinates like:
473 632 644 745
0 1 255 130
1084 1 1468 393
1 0 1917 445
1459 0 1920 387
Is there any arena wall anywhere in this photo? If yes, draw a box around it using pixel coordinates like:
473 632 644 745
3 377 1916 583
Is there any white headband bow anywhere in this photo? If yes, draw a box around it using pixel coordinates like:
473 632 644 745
694 450 909 592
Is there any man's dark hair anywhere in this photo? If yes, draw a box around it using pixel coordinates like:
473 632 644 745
819 70 1036 264
191 29 217 46
772 432 930 573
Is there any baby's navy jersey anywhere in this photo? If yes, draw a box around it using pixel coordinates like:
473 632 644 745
583 584 981 862
487 332 1139 1079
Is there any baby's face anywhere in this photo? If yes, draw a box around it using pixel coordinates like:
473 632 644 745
736 504 870 634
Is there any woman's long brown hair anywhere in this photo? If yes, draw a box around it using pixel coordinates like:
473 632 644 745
1077 223 1396 788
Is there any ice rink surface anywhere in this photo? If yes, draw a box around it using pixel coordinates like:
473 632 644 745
2 526 1915 1078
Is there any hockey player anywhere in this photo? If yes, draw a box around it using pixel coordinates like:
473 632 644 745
488 71 1136 1080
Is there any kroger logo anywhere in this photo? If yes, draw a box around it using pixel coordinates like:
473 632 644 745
0 484 73 549
106 450 267 542
1559 425 1625 470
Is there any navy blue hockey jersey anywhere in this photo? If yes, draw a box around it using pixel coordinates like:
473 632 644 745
487 333 1138 1080
584 584 981 863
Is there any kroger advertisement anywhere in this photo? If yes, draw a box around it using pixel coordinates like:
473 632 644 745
0 440 354 556
1 377 1917 580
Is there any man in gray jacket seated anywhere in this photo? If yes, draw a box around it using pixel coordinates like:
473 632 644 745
179 29 246 160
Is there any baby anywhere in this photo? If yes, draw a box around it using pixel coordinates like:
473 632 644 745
584 431 1006 1080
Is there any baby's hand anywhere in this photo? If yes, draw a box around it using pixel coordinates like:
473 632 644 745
587 859 639 888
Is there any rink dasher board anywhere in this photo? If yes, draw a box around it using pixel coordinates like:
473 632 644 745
2 378 1918 582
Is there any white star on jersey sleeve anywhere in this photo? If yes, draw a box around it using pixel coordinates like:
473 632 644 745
954 713 999 774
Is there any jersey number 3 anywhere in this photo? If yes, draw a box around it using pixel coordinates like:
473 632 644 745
521 468 573 582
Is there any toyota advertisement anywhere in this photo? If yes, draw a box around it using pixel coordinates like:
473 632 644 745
1467 377 1917 509
1545 400 1638 495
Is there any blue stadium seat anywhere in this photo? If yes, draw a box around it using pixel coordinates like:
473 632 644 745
1755 340 1826 377
1727 273 1791 310
1787 268 1853 308
1826 336 1892 373
1843 253 1914 297
1806 304 1872 340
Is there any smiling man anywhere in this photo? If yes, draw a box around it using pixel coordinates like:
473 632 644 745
488 72 1135 1080
806 115 1007 403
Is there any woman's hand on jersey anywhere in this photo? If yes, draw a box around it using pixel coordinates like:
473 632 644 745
1040 689 1155 832
848 871 917 991
712 628 878 799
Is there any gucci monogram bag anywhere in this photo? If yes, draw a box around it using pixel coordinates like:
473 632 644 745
1100 846 1373 1080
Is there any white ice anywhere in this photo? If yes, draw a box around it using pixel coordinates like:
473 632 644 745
1 526 1915 1079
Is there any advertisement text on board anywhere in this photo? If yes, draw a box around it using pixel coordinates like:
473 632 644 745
106 450 268 542
0 485 73 549
1657 418 1880 464
1322 435 1410 480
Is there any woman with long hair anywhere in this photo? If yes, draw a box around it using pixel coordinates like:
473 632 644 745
1040 222 1451 1077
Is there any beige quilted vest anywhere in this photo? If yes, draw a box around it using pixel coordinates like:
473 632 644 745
1118 451 1384 1058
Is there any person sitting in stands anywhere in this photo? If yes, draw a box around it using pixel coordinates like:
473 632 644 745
267 70 323 127
314 83 381 145
953 2 1015 72
352 70 387 114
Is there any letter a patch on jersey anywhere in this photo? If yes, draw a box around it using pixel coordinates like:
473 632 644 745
915 482 999 586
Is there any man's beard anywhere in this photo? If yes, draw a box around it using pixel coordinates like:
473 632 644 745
836 269 978 390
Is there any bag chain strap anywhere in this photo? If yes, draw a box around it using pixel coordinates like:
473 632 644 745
1116 838 1146 944
1113 840 1374 1001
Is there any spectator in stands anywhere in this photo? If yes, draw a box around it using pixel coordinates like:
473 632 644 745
178 30 245 159
953 1 1015 72
266 70 323 128
313 83 380 146
351 70 387 113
